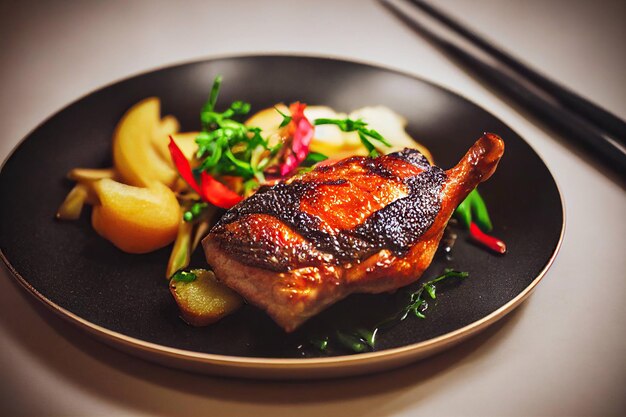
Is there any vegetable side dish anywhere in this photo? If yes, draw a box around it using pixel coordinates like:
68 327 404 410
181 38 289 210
57 76 506 352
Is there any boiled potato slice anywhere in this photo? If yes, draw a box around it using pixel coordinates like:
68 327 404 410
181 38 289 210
91 178 180 254
112 97 179 188
155 114 180 141
170 269 243 326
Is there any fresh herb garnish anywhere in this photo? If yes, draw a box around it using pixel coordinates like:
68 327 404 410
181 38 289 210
314 117 391 157
301 151 328 166
274 106 292 128
309 269 468 354
172 76 408 209
195 77 273 187
171 270 197 283
399 269 469 321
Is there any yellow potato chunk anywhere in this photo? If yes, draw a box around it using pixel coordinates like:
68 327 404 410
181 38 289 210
170 269 243 326
112 97 179 188
91 178 180 254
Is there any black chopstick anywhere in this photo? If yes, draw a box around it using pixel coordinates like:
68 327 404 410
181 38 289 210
408 0 626 145
381 0 626 178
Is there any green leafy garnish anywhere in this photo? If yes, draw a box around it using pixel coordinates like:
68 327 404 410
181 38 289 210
195 77 277 190
203 75 222 113
309 269 468 353
314 117 391 157
274 106 293 128
172 270 197 283
188 77 397 199
302 151 328 166
400 269 469 320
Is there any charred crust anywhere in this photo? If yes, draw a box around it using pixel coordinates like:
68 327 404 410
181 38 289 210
212 148 446 269
387 147 432 169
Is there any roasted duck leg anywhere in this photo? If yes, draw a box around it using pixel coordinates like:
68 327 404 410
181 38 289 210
203 133 504 332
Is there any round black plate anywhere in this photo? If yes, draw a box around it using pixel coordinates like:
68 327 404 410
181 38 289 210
0 55 563 374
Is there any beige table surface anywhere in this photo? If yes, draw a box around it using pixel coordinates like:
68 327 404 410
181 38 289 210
1 1 625 416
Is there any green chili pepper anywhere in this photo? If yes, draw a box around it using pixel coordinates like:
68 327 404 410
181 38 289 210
454 189 493 232
454 196 472 229
470 190 493 232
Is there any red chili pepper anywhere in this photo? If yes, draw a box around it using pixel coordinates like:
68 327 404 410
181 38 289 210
469 222 507 254
279 102 314 177
168 136 201 195
199 171 243 209
168 136 243 209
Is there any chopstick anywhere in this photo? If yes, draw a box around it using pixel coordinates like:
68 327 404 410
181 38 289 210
381 0 626 178
408 0 626 145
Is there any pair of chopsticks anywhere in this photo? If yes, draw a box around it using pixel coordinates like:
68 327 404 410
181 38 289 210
382 0 626 178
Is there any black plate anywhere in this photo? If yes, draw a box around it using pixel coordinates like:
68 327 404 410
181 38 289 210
0 55 563 371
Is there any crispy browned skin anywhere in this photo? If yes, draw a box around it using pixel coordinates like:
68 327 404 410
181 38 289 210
203 133 504 332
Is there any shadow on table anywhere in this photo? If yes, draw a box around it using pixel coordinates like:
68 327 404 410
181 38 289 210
1 272 527 416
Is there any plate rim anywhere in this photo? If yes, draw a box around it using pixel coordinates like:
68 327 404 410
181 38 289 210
0 53 566 378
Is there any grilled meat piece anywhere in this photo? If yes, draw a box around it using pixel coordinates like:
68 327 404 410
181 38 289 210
203 133 504 332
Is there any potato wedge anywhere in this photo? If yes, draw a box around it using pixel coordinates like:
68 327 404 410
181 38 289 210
170 269 243 326
112 97 179 188
155 114 180 141
91 178 180 254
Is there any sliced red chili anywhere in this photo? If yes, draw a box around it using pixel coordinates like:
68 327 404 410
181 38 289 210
168 136 243 209
168 136 202 195
469 222 507 254
199 171 243 209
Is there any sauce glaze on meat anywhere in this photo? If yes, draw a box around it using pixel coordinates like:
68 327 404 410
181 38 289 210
214 149 445 268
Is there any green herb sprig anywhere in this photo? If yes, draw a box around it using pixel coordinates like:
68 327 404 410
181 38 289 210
310 269 469 354
400 269 469 320
314 117 391 157
274 106 292 128
195 77 276 185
